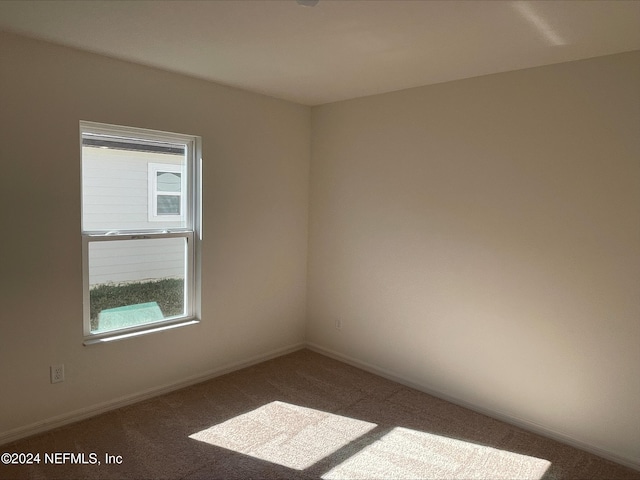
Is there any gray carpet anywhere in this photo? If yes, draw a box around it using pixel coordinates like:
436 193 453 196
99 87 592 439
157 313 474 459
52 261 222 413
1 349 638 479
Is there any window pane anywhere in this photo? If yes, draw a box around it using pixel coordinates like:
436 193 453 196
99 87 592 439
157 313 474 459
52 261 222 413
82 136 187 231
157 172 181 192
157 195 181 215
88 237 186 334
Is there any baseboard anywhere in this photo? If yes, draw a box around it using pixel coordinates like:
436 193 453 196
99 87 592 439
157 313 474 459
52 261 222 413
306 342 640 472
0 342 306 447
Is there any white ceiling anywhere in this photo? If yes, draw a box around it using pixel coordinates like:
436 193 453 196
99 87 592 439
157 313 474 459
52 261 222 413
0 0 639 106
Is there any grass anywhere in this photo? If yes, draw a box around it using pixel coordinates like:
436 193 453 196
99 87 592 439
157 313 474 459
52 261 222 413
90 278 184 331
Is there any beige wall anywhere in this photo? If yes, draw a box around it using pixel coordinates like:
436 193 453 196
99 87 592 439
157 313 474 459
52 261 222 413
0 32 309 435
308 51 640 465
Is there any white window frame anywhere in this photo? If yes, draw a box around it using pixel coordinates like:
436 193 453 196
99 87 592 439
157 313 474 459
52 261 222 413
148 163 186 222
80 121 202 345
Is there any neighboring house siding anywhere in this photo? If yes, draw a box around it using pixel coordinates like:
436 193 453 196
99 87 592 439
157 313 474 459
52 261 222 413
89 239 185 285
82 147 185 286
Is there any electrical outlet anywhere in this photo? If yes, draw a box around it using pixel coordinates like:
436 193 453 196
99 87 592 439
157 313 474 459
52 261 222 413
50 364 65 384
335 319 343 330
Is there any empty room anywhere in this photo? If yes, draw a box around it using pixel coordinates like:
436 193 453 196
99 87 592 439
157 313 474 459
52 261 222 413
0 1 638 479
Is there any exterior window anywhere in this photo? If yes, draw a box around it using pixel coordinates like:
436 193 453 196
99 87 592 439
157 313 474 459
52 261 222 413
149 163 185 221
81 121 201 343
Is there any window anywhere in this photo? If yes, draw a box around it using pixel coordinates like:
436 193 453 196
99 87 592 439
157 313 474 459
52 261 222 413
81 121 201 344
148 163 185 221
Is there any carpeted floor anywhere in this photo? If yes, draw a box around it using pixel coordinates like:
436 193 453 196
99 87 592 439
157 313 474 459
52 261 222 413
1 349 638 479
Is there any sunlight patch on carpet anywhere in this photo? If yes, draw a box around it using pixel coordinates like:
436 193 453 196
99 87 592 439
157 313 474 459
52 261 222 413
322 426 551 480
189 401 377 470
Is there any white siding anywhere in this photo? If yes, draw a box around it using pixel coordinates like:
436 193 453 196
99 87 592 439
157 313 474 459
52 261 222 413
88 239 185 286
82 147 186 285
82 147 185 231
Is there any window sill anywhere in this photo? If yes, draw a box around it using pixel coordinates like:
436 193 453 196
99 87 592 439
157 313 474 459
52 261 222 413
83 318 199 346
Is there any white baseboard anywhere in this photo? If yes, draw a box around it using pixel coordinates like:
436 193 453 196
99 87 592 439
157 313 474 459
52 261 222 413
0 342 305 447
306 342 640 472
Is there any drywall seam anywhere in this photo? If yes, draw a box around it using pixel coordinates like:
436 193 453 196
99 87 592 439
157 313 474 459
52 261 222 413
0 342 305 447
306 342 640 472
